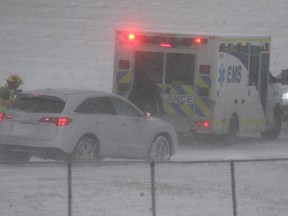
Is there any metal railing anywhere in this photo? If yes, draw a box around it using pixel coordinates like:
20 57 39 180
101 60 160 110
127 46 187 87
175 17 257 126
1 158 288 216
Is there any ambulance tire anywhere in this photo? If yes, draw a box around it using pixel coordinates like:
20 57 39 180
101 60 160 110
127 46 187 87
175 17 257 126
225 115 239 144
260 106 282 140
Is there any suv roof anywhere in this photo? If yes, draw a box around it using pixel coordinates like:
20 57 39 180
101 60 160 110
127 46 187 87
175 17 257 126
23 88 105 95
21 88 113 101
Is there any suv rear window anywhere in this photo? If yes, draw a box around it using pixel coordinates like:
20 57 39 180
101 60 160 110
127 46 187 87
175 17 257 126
10 94 65 113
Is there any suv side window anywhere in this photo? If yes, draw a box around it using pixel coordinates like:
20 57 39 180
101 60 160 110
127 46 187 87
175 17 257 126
110 97 141 117
75 97 114 115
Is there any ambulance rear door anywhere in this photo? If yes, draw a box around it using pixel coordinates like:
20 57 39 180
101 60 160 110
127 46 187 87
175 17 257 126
134 46 196 133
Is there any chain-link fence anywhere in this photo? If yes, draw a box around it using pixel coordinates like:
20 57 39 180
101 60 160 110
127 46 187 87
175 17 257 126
1 159 288 216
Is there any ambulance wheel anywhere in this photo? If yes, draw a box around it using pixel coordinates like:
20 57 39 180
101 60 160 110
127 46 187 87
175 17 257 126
261 106 282 139
225 115 238 144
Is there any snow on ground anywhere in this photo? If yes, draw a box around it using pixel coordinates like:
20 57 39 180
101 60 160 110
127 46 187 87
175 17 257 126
174 123 288 161
1 127 288 216
1 159 288 216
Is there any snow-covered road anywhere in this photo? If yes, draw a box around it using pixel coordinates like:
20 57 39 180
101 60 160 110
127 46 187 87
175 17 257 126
1 125 288 216
173 124 288 161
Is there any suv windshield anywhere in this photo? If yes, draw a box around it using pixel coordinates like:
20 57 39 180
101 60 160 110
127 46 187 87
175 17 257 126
10 94 65 113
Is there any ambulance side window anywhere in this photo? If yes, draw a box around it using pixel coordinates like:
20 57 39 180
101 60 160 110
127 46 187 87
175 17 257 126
249 55 260 86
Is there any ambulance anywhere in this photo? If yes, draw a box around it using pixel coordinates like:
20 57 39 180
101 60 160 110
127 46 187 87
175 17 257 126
113 30 284 139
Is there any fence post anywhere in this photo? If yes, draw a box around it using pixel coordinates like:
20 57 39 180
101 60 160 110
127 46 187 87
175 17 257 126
230 160 237 216
151 161 156 216
68 161 72 216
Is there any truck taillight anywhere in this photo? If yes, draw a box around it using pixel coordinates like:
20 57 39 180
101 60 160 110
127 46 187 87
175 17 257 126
40 117 72 127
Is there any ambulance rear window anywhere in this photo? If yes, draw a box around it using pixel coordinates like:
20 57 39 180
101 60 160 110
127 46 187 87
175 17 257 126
166 53 195 85
134 51 164 83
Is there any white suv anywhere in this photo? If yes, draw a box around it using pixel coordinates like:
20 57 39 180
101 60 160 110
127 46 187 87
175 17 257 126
0 88 177 162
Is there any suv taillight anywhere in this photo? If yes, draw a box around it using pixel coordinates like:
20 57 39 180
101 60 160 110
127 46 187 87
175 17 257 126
40 117 72 127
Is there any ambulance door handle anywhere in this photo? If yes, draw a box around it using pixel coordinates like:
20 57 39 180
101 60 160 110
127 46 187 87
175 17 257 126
234 100 238 104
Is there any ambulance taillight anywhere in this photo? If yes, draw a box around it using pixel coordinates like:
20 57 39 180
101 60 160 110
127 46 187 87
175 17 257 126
203 121 209 128
196 120 209 128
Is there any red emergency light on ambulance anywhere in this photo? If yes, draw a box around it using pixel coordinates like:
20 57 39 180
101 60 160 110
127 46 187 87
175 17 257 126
113 30 284 140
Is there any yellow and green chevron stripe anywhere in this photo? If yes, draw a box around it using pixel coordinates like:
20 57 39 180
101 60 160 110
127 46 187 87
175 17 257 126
116 70 132 98
160 83 194 116
195 75 211 117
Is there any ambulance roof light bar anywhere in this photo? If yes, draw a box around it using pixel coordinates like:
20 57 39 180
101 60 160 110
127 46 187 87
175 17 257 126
128 33 135 40
160 43 172 48
193 37 202 44
124 33 207 46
